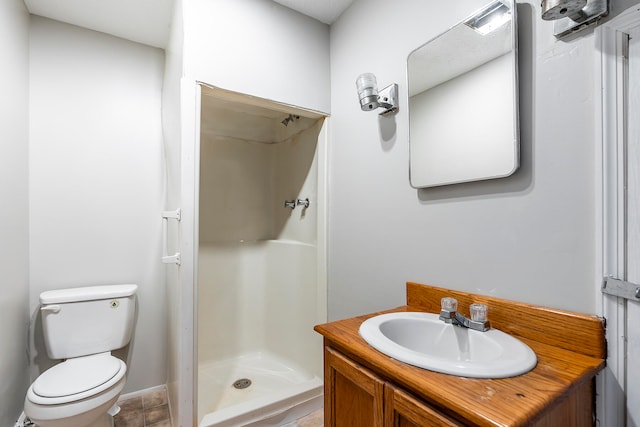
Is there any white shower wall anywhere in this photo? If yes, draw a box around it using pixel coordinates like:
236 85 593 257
194 96 326 425
198 240 320 372
198 117 325 376
199 122 322 244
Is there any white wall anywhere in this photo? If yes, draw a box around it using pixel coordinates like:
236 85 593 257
162 1 186 425
328 0 599 320
169 2 330 424
182 0 330 114
0 0 30 424
29 16 166 393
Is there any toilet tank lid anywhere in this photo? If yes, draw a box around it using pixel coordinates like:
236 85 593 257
40 284 138 304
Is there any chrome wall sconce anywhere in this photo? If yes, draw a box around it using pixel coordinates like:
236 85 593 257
355 73 398 116
541 0 608 38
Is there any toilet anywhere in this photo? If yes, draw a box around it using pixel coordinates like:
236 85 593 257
24 284 138 427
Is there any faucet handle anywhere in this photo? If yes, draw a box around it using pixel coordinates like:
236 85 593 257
439 297 458 322
441 297 458 311
469 303 491 331
470 303 488 322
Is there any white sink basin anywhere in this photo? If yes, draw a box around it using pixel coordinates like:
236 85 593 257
359 312 537 378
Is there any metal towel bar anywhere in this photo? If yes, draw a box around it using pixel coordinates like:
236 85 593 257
162 209 181 265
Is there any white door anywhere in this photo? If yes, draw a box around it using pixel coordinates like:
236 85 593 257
595 6 640 427
627 25 640 427
599 9 640 427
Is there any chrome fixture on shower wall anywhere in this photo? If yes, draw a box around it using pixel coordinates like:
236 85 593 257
355 73 398 116
284 198 310 209
541 0 608 38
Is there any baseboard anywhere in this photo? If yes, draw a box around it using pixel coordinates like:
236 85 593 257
118 384 168 401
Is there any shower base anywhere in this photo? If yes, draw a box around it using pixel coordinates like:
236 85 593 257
198 351 323 427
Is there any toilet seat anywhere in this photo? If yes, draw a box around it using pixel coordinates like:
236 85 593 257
27 353 126 406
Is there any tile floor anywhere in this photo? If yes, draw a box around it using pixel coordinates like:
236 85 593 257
113 388 323 427
285 408 324 427
114 388 171 427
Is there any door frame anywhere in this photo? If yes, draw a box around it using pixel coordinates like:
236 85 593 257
596 5 640 426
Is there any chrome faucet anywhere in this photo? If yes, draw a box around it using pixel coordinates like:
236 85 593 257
439 297 491 332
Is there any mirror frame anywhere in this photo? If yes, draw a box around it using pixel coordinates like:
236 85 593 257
407 0 519 188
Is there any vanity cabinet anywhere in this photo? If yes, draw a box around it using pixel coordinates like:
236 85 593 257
324 346 383 426
385 384 463 427
316 282 606 427
325 346 463 427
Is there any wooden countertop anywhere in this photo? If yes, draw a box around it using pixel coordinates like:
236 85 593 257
314 282 606 427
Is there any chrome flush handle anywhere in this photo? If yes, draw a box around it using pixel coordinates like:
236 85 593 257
40 305 61 314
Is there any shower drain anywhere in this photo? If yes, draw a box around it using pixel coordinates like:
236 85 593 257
233 378 252 389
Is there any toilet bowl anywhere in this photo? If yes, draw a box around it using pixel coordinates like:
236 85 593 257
25 353 127 427
24 284 137 427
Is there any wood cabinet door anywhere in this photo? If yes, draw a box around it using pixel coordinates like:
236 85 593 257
325 346 385 427
384 384 465 427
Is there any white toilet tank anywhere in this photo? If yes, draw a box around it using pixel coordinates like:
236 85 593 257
40 284 138 359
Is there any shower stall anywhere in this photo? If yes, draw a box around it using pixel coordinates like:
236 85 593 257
194 85 327 427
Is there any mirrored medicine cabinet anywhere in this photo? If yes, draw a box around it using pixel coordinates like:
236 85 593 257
408 0 519 188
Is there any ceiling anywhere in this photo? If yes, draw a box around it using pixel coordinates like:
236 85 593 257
23 0 174 48
272 0 354 25
22 0 354 49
